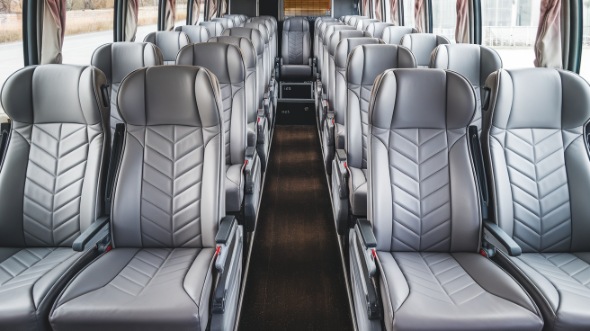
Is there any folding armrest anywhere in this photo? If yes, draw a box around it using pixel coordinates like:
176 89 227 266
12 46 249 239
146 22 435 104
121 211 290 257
213 216 244 315
350 219 381 320
483 221 522 256
72 216 110 252
330 149 350 235
243 146 262 232
321 112 336 172
256 108 269 171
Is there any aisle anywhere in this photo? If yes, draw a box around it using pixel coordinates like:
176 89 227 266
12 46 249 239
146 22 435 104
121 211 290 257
238 125 353 331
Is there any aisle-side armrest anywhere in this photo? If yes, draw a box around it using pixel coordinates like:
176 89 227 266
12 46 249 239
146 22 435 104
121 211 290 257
483 221 522 256
73 216 110 252
334 149 349 198
353 218 381 320
213 216 241 313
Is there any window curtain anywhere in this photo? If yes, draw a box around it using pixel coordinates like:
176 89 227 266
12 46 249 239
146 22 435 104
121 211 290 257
40 0 66 64
455 0 469 43
414 0 426 32
124 0 139 41
362 0 370 16
534 0 562 68
389 0 399 25
192 0 201 24
220 0 227 16
374 0 382 21
164 0 176 30
208 0 218 19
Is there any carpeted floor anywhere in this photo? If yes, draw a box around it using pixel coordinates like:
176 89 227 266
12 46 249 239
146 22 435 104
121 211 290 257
238 125 353 331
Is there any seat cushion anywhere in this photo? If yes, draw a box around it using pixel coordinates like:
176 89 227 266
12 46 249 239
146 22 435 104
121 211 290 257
503 252 590 331
281 65 312 81
348 167 367 216
226 164 245 213
378 252 543 331
50 248 215 331
0 247 93 331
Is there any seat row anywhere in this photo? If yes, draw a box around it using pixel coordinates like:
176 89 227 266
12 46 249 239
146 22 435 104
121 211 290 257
0 62 246 330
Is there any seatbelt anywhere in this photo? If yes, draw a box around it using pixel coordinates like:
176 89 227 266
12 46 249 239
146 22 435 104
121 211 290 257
0 121 11 168
469 126 489 221
104 123 125 214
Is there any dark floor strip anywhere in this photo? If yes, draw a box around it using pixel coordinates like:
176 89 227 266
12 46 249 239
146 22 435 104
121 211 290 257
238 125 353 331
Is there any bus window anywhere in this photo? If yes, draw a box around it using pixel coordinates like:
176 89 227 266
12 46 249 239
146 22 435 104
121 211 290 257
0 1 22 119
402 0 414 27
431 0 456 42
481 0 539 69
284 0 331 16
581 0 590 81
61 1 115 65
135 1 159 42
176 0 188 26
192 0 205 24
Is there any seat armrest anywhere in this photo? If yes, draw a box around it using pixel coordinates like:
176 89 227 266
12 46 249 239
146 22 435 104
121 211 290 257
334 149 349 198
243 146 259 194
483 221 522 256
357 218 376 248
352 219 381 320
325 111 335 145
213 215 242 314
256 112 268 145
73 216 110 252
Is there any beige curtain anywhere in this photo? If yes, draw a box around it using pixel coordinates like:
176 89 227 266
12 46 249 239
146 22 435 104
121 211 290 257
192 0 201 24
40 0 66 64
124 0 139 41
164 0 176 30
534 0 562 68
220 0 227 16
374 0 382 21
389 0 399 25
208 0 217 19
455 0 469 43
362 0 370 16
414 0 426 32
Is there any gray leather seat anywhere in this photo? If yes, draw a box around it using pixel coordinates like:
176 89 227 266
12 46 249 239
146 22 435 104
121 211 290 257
50 66 243 331
91 42 163 136
212 17 235 30
356 18 379 31
177 43 262 231
430 44 502 131
143 31 190 65
400 33 450 67
224 14 244 27
331 45 416 232
175 25 210 43
199 21 225 37
280 17 312 81
316 21 343 75
347 16 367 28
244 21 272 88
365 22 394 39
322 24 355 91
382 26 417 45
250 16 277 72
321 36 380 173
209 36 270 170
314 17 338 70
0 64 109 331
245 20 278 111
482 68 590 331
349 68 544 331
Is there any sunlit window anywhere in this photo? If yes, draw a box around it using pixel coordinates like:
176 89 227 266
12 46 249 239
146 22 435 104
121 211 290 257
481 0 539 69
0 1 23 119
580 0 590 81
431 0 456 42
135 0 159 42
402 0 414 27
284 0 331 17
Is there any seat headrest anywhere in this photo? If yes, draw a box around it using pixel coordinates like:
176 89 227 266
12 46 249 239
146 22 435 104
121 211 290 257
400 33 450 66
212 17 235 29
199 21 224 37
430 44 502 87
328 30 370 55
371 69 476 130
143 31 190 62
209 36 256 70
243 22 270 43
319 21 344 39
365 22 395 38
92 42 163 84
486 68 590 130
222 27 264 55
382 26 417 45
335 37 382 68
176 43 246 85
283 17 310 32
175 25 210 43
323 25 355 46
347 44 416 85
117 66 222 128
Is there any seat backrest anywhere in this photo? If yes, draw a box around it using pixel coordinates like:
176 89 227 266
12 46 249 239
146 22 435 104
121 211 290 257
175 25 210 43
382 26 417 45
224 14 243 27
113 66 224 249
314 17 338 61
199 21 225 37
346 44 416 169
176 43 247 167
143 31 190 64
209 36 258 127
400 33 450 67
365 22 394 39
0 64 108 247
244 22 271 82
92 42 163 135
212 17 235 30
327 30 371 104
430 44 502 131
322 25 355 88
281 17 311 65
483 68 590 253
369 68 480 252
317 21 344 74
348 16 367 27
251 17 276 65
357 18 379 31
222 27 265 108
333 37 381 125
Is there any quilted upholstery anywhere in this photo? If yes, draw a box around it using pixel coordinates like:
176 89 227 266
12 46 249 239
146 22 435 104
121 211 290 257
92 42 163 136
484 68 590 331
143 31 190 65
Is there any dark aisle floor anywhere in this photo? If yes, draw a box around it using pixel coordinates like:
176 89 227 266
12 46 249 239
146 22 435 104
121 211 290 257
238 125 353 331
